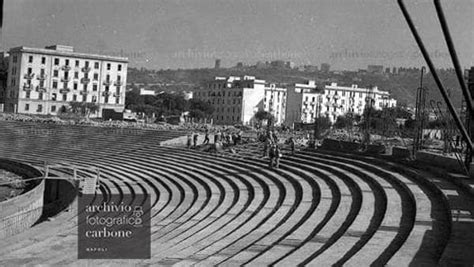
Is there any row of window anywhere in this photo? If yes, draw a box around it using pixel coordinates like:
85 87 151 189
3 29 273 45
214 115 241 122
24 103 100 113
263 104 283 111
214 106 241 114
22 76 120 92
208 98 242 105
325 90 369 98
264 97 286 103
197 91 243 97
24 67 122 80
23 93 121 105
23 55 123 71
264 91 286 97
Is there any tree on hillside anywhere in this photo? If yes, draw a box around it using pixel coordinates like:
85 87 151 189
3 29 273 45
125 89 143 108
314 116 332 139
254 110 275 128
152 92 188 116
66 101 99 118
69 101 83 114
334 114 354 129
83 103 99 117
188 99 214 121
255 110 273 122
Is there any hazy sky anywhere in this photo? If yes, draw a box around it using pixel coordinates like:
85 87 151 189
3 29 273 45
2 0 473 70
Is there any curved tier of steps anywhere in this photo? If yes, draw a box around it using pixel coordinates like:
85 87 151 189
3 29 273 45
0 121 473 266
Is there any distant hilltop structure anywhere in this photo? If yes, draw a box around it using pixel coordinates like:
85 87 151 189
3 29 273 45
367 65 384 74
246 60 295 70
320 63 331 73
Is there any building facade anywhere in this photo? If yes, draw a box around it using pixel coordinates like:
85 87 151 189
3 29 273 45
194 77 397 126
193 76 287 126
322 83 397 123
3 45 128 117
367 65 384 74
285 80 323 126
263 83 287 126
0 52 8 112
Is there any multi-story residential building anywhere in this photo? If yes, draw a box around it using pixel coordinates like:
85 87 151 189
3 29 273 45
0 52 8 112
286 80 323 126
263 83 287 125
3 45 128 117
322 83 397 123
194 77 396 126
194 76 287 126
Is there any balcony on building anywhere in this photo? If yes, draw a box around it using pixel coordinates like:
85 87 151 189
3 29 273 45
35 85 47 92
23 83 33 91
59 88 71 94
37 74 47 80
61 65 71 71
102 91 112 97
61 77 70 82
80 77 90 84
80 90 89 95
114 80 123 86
103 80 112 86
81 66 91 73
24 73 35 80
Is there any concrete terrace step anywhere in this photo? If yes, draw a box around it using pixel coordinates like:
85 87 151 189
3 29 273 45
0 121 471 266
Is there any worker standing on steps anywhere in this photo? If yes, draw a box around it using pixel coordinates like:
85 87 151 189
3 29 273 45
203 129 210 145
263 135 272 157
269 144 282 169
268 143 275 168
289 136 296 155
193 132 199 147
214 131 220 144
274 144 282 168
187 133 192 149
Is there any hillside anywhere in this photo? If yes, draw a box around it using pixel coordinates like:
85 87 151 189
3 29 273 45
127 66 466 109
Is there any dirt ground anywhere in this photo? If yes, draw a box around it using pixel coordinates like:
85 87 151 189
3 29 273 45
0 170 24 201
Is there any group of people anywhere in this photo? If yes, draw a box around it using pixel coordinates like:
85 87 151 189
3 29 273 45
187 129 244 148
213 130 243 146
186 128 300 170
260 131 282 169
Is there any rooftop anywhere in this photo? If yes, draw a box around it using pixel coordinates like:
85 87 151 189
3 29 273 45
9 45 128 63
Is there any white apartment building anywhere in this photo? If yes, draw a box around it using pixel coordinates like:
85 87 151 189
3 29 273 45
285 80 323 126
193 76 287 126
194 77 396 126
3 45 128 117
322 83 397 123
0 52 8 112
263 83 287 126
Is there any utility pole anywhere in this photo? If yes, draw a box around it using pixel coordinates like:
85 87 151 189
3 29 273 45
414 67 427 155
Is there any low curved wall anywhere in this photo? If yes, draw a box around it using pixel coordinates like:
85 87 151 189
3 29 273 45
393 146 411 159
0 159 44 239
416 151 464 173
320 139 385 155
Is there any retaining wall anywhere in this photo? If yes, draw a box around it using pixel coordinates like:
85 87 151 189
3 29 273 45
392 146 411 159
0 159 44 239
320 139 385 155
415 151 464 173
